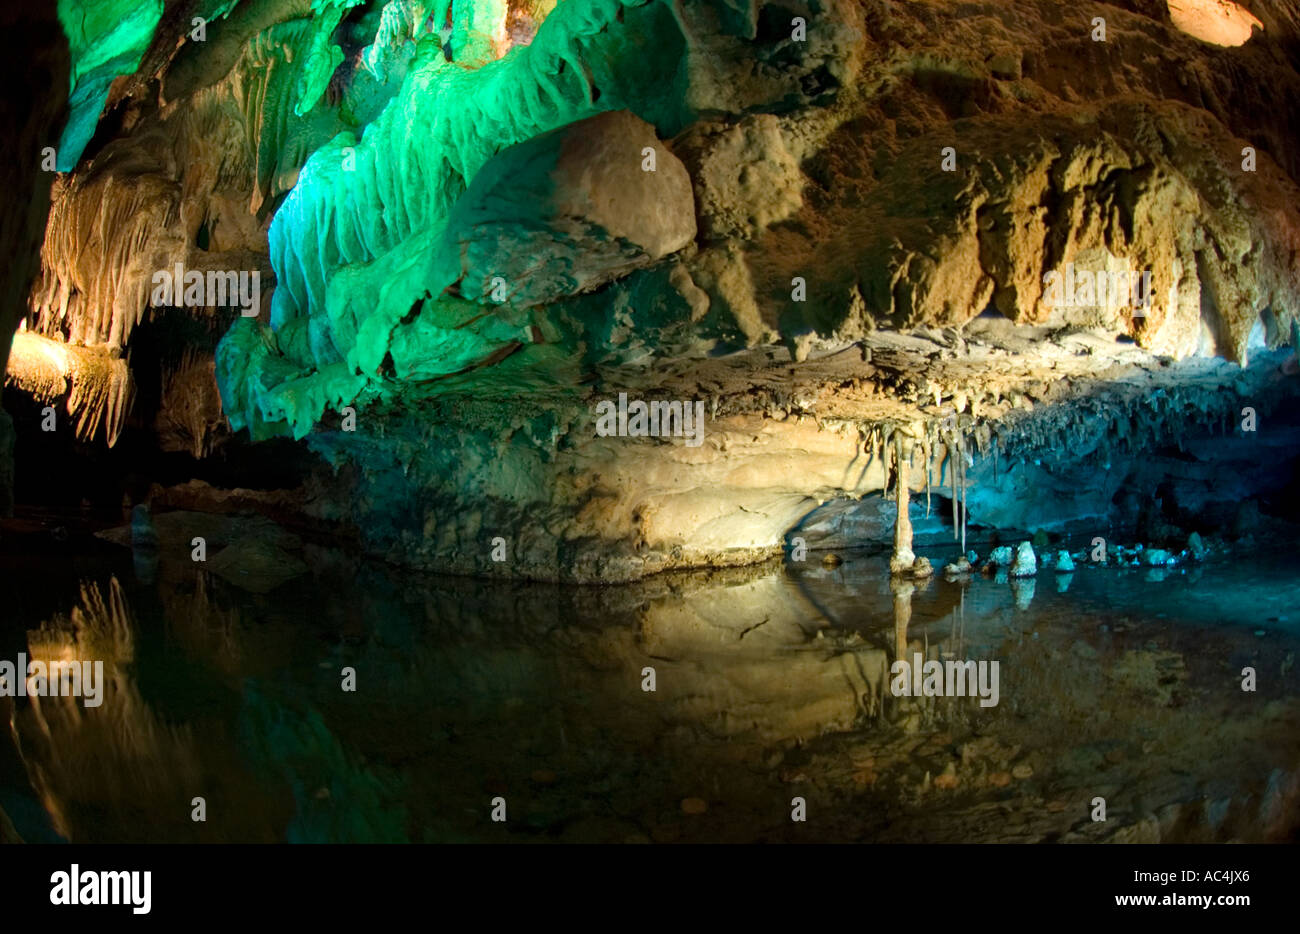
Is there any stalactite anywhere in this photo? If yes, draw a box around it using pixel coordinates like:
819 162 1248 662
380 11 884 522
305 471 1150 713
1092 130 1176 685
32 166 183 349
4 333 133 447
884 427 891 494
267 0 656 333
959 430 968 556
922 431 931 517
29 8 344 370
949 433 958 543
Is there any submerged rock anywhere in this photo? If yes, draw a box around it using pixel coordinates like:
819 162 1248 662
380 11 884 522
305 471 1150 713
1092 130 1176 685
1233 500 1261 538
944 556 972 576
680 797 708 816
100 510 308 593
1143 548 1173 567
1010 542 1037 578
988 545 1014 568
206 537 308 594
130 503 158 551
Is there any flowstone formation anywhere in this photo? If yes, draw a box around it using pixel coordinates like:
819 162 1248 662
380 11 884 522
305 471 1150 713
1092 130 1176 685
6 0 1300 578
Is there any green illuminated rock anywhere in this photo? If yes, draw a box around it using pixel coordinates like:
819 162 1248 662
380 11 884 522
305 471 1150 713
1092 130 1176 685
56 0 164 170
224 0 693 438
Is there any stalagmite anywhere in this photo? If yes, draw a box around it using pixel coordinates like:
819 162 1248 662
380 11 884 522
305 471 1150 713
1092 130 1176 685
890 434 916 575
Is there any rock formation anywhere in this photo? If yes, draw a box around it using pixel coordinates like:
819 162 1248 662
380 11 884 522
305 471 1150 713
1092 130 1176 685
3 0 1300 578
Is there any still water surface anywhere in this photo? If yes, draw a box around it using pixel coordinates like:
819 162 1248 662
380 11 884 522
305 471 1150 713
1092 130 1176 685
2 538 1297 842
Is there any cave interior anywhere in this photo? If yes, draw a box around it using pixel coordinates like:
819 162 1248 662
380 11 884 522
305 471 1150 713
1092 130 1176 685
0 0 1298 845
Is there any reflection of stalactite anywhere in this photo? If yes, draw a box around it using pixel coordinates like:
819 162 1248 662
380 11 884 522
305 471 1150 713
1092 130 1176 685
26 577 135 663
0 803 21 843
239 685 411 843
951 587 965 658
158 571 246 673
12 577 203 842
889 577 922 730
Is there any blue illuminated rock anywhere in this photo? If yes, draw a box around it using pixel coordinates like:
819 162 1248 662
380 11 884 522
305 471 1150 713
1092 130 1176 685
1010 541 1037 578
1143 548 1173 567
988 545 1014 568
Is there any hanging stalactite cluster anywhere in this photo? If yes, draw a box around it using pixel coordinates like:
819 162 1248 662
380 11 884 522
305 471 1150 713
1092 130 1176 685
5 332 134 446
32 160 183 349
21 9 365 448
858 412 975 569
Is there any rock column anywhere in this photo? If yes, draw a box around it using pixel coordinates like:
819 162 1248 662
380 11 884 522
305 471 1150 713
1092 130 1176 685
890 436 915 575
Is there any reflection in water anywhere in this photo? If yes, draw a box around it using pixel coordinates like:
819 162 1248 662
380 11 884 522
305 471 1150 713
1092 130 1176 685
2 544 1299 843
1009 576 1035 610
11 579 202 841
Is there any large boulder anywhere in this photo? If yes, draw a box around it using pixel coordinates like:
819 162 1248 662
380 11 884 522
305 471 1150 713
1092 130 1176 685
434 109 697 307
673 113 804 241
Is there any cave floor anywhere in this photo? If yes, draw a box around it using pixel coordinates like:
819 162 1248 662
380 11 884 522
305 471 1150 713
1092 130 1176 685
0 526 1297 843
